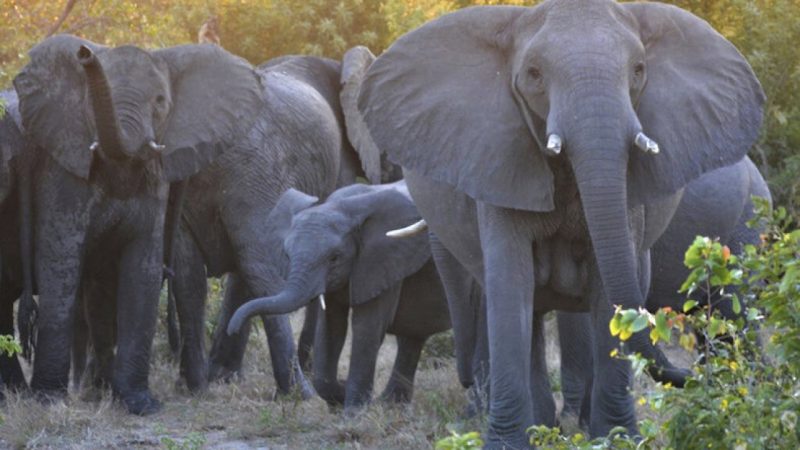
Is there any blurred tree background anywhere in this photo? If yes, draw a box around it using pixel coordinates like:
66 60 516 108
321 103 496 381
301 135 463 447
0 0 798 215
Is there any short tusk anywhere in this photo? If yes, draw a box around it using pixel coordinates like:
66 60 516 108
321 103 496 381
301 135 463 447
634 132 660 155
148 141 166 151
386 219 428 238
319 294 326 311
89 141 99 152
545 134 562 156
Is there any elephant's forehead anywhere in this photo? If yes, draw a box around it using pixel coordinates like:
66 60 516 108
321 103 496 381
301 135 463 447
100 46 165 86
291 209 352 236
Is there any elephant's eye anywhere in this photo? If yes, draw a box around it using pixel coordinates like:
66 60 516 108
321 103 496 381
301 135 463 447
528 67 542 80
633 62 645 79
155 94 166 105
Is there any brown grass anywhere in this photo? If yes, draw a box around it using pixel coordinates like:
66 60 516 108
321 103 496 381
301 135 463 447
0 297 691 449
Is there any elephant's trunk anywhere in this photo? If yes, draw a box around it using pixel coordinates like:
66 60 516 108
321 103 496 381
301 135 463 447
227 269 322 336
565 92 684 380
77 46 136 160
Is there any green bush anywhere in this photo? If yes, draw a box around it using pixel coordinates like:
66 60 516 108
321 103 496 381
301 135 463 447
0 335 20 357
612 196 800 449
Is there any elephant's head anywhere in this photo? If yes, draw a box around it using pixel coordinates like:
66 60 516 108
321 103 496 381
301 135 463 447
13 34 262 184
226 183 431 335
358 0 763 319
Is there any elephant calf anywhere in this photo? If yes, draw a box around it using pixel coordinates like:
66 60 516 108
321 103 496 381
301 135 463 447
227 182 452 412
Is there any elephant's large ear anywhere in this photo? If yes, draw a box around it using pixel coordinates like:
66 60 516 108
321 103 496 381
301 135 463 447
153 44 263 182
13 35 105 179
340 46 383 184
346 187 432 306
625 3 764 200
357 7 554 211
264 189 319 276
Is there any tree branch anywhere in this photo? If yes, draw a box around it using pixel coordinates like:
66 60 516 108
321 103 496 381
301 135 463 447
45 0 78 38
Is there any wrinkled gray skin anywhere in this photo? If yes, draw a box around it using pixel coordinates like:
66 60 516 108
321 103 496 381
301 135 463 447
555 156 772 430
226 182 452 412
12 35 263 414
0 90 31 399
167 48 395 394
357 1 764 446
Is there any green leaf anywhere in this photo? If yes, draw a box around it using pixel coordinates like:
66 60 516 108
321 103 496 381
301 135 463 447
683 300 699 313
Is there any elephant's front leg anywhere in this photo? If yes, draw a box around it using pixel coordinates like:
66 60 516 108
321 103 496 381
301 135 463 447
31 177 90 396
530 312 556 427
112 234 163 415
478 203 535 450
209 274 251 382
0 288 26 390
380 335 425 404
586 266 636 437
313 289 349 407
344 284 400 413
172 226 209 393
557 311 593 432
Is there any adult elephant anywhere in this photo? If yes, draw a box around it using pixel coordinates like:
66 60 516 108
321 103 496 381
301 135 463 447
358 1 764 446
226 183 453 412
167 48 392 394
557 155 772 430
12 35 263 414
0 90 30 397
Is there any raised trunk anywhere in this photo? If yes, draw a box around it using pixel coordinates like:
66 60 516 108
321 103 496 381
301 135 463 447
226 269 322 335
77 46 136 160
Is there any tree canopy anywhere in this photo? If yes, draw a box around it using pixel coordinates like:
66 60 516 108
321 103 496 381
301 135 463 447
1 0 798 215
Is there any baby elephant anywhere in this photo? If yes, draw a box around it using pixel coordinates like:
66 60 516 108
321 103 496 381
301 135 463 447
227 182 451 412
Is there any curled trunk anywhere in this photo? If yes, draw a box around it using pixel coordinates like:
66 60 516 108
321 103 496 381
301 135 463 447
227 274 320 336
77 46 134 160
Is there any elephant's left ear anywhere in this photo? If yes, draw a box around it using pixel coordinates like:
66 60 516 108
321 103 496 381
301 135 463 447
625 2 765 200
0 91 24 203
153 44 263 182
346 187 432 306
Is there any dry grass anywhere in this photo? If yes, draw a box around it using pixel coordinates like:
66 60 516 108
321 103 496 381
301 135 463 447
0 299 691 449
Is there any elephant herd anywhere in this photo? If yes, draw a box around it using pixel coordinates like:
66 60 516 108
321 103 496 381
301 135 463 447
0 1 773 449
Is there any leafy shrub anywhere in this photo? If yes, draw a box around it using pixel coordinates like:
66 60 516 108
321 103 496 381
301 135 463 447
612 196 800 449
0 335 20 357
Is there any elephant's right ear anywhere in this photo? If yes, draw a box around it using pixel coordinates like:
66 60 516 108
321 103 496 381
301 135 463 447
264 189 319 275
13 35 105 179
340 46 384 184
357 6 554 211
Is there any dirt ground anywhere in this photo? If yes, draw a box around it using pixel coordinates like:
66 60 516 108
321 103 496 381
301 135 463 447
0 298 692 449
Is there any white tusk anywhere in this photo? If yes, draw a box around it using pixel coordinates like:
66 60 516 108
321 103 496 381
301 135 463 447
545 134 562 156
318 294 326 311
148 141 166 151
386 219 428 238
634 132 660 155
89 141 99 152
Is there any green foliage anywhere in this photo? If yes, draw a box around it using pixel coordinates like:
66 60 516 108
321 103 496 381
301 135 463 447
435 430 483 450
610 197 800 449
160 432 207 450
0 335 20 357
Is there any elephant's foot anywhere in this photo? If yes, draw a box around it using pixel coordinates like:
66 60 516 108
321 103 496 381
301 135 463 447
118 390 162 416
208 362 241 384
559 412 584 436
32 387 68 405
314 379 346 406
379 383 413 404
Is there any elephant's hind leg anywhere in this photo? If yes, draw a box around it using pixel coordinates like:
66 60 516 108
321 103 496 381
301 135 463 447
380 335 425 404
172 229 209 393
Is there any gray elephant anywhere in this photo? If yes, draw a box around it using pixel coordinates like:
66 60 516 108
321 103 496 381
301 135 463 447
12 35 263 414
0 90 30 398
163 47 394 394
357 1 764 446
226 182 452 412
556 155 771 429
